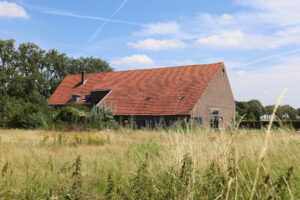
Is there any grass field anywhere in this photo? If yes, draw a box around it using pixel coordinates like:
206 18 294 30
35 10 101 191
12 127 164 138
0 128 299 199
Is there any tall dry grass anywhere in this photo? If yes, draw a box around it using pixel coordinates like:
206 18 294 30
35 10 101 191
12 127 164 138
0 127 299 199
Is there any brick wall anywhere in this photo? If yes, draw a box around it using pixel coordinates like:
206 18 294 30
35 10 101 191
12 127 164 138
191 65 235 129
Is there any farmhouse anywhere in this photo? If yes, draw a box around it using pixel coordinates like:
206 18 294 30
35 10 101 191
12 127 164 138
48 62 235 129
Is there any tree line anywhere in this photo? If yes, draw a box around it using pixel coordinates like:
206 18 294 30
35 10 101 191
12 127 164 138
236 99 300 121
0 39 113 128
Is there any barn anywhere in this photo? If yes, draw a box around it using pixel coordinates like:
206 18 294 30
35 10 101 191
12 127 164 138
48 62 235 129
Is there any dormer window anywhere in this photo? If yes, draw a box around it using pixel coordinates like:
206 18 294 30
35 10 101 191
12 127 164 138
178 96 185 100
145 97 151 101
90 90 111 105
71 94 81 102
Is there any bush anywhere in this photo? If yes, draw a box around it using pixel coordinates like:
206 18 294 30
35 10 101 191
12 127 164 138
89 105 118 129
56 104 89 123
54 104 118 130
0 95 54 129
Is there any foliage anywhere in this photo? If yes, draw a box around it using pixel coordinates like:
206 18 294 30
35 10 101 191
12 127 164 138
53 104 119 130
236 99 264 120
236 99 300 121
56 104 89 123
0 92 53 129
89 105 118 129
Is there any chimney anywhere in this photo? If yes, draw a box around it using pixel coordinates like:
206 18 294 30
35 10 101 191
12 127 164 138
81 71 87 85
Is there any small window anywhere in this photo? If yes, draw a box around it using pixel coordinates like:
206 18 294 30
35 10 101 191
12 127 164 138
222 68 225 75
83 95 91 100
145 97 151 101
178 96 185 100
71 94 80 102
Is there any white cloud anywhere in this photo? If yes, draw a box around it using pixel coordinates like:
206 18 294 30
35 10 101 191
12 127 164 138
235 70 246 77
135 22 180 36
110 54 154 67
128 38 186 51
196 30 300 50
0 1 28 18
235 0 300 26
197 30 244 48
228 56 300 107
130 0 300 50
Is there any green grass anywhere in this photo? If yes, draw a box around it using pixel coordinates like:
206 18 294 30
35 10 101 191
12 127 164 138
0 128 299 199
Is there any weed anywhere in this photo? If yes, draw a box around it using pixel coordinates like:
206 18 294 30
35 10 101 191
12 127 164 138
105 172 115 200
131 153 155 200
68 156 82 200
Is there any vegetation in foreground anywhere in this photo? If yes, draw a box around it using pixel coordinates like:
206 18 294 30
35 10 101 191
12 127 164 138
0 128 299 199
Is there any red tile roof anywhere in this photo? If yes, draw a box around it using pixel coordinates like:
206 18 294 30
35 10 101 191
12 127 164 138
48 62 223 115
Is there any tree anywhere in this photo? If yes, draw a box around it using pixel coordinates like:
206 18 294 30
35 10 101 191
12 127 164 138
235 99 264 120
67 57 113 74
278 105 297 120
235 101 250 119
297 108 300 118
247 99 264 120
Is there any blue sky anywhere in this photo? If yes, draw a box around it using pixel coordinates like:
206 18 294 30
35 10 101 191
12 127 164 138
1 0 300 108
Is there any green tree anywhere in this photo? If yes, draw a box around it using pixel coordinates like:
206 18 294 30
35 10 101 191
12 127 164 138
67 57 113 74
235 101 250 119
236 99 264 120
248 99 264 120
278 105 297 120
264 105 274 115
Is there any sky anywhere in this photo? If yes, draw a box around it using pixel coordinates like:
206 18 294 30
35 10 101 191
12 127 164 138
0 0 300 108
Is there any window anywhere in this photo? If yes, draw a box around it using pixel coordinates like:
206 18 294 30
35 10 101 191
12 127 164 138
210 109 220 129
145 97 151 101
83 95 91 100
90 90 111 105
222 68 225 75
71 94 81 102
178 96 185 100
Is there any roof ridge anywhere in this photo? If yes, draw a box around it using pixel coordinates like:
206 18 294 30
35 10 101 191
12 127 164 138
68 62 223 76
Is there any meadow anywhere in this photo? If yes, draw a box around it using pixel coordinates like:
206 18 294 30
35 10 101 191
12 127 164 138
0 128 299 200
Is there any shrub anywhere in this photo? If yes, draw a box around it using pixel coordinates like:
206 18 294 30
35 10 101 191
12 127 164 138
89 105 118 129
1 96 53 129
56 104 89 123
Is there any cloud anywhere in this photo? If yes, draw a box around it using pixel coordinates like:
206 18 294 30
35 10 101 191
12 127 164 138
135 22 180 36
128 38 186 51
197 30 244 48
196 29 300 50
110 54 154 67
131 3 300 50
228 56 300 107
235 0 300 26
235 70 246 77
0 1 28 18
